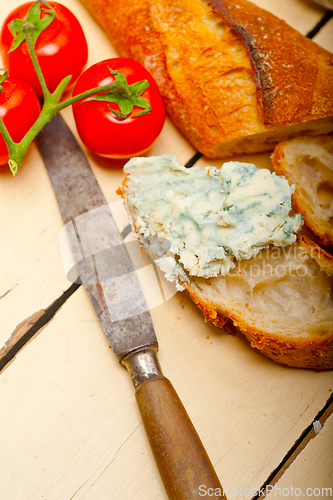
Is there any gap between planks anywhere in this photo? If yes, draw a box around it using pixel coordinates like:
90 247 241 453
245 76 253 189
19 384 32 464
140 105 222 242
306 10 333 38
251 393 333 499
0 282 81 373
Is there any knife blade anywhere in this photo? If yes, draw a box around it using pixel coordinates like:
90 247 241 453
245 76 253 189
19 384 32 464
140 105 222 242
36 113 226 500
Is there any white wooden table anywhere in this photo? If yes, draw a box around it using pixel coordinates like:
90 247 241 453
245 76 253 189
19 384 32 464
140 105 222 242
0 1 332 499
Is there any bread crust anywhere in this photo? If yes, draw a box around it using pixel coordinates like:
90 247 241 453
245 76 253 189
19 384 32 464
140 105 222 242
211 0 333 126
82 0 333 157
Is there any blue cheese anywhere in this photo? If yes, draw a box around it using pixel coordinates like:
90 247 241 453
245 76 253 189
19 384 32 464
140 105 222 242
123 155 303 279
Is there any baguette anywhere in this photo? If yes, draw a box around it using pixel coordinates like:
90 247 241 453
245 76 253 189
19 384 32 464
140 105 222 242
118 157 333 370
271 135 333 247
81 0 333 158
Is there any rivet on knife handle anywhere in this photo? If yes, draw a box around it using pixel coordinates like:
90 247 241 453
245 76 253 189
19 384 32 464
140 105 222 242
36 113 226 500
122 349 226 500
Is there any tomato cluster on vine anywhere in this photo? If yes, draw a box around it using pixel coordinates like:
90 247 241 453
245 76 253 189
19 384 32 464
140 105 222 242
0 1 166 171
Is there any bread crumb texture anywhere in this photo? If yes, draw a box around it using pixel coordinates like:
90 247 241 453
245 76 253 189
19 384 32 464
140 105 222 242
272 134 333 247
184 235 333 370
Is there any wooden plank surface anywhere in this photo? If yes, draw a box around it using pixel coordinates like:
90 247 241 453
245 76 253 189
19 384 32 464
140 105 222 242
0 0 330 350
0 0 332 499
1 285 332 500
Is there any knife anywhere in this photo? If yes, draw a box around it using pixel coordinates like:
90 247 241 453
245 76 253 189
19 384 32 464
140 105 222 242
36 112 226 500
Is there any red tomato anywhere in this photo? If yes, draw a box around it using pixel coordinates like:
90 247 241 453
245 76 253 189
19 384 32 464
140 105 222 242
0 2 88 97
72 58 166 159
0 76 41 165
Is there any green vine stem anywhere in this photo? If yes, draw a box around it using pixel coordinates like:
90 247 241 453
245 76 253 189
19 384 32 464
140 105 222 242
22 22 51 99
0 20 131 176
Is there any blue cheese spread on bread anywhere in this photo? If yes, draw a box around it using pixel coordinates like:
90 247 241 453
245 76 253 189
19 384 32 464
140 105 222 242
121 155 303 279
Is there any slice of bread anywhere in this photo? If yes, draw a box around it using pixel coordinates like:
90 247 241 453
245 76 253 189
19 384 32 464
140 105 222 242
182 235 333 370
118 160 333 370
271 135 333 247
81 0 333 158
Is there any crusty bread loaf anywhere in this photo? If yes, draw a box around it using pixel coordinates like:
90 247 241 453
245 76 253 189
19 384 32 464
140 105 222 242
118 164 333 371
271 135 333 247
81 0 333 158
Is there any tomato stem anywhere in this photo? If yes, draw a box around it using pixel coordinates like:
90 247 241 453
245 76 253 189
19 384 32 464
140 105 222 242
0 69 9 86
21 22 52 100
0 123 17 155
54 81 129 113
52 75 73 103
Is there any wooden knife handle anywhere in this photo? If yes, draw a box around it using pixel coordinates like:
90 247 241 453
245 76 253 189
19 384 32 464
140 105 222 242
122 349 226 500
136 376 226 499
